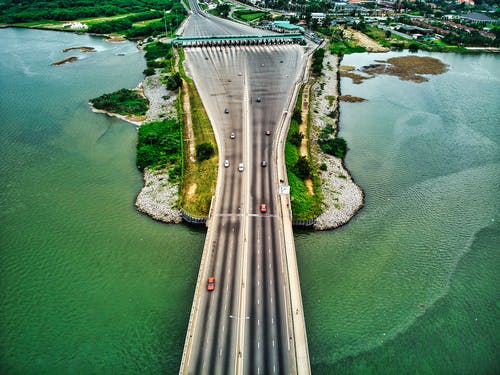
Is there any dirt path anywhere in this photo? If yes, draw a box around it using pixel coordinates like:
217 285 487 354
174 49 196 164
344 27 389 52
299 83 314 195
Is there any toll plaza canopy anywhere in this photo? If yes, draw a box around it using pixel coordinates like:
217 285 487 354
171 33 305 47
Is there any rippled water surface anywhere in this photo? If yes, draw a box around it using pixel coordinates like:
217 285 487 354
1 29 499 374
296 51 499 374
0 28 205 374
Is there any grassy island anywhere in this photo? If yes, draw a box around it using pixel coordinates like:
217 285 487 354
90 89 148 116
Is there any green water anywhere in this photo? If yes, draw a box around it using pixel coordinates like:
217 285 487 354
0 28 204 374
1 29 499 374
297 52 499 374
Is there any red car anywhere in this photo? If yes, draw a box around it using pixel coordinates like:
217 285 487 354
207 277 215 291
260 204 267 213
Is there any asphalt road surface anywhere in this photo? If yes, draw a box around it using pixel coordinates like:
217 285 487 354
181 3 308 374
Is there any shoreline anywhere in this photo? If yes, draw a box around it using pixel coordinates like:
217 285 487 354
311 51 364 230
88 39 364 229
88 64 183 224
133 71 183 223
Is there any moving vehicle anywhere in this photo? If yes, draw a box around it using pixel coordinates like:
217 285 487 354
207 277 215 291
260 204 267 213
230 132 235 139
265 130 271 136
224 160 230 168
256 97 261 102
238 163 244 172
224 108 229 114
261 160 267 167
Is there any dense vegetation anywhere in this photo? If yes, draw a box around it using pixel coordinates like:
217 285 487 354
90 5 185 38
0 0 187 40
311 48 325 75
317 115 349 158
136 119 182 180
90 89 148 116
211 3 231 18
143 41 174 74
0 0 175 23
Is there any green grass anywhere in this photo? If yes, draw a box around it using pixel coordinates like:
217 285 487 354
285 85 323 221
233 10 267 22
177 49 218 217
11 13 135 28
330 39 366 55
132 18 162 27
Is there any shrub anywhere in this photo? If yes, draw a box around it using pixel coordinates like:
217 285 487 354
319 162 327 171
408 43 419 52
166 72 182 91
293 156 312 180
143 67 156 76
292 107 302 123
196 142 215 162
136 119 181 169
289 131 304 147
319 137 348 158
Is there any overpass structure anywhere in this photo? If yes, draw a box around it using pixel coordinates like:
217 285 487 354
172 33 305 47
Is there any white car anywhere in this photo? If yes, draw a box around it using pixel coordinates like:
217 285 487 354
238 163 244 172
224 160 230 168
230 132 236 139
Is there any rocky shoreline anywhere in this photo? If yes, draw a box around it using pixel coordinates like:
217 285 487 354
311 51 364 230
89 67 183 223
90 42 364 229
133 71 182 223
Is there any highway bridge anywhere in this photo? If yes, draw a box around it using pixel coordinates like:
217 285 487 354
178 2 311 374
171 33 305 47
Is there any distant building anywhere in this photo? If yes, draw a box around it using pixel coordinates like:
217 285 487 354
271 21 304 33
311 13 326 20
460 12 498 24
62 22 88 30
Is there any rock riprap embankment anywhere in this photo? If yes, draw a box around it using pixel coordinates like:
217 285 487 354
134 69 182 223
135 168 182 223
311 52 364 230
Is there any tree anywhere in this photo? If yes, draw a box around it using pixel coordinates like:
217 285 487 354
196 142 215 161
408 43 419 52
293 156 312 179
289 131 304 147
215 3 231 18
292 108 302 123
318 137 348 158
166 72 182 91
